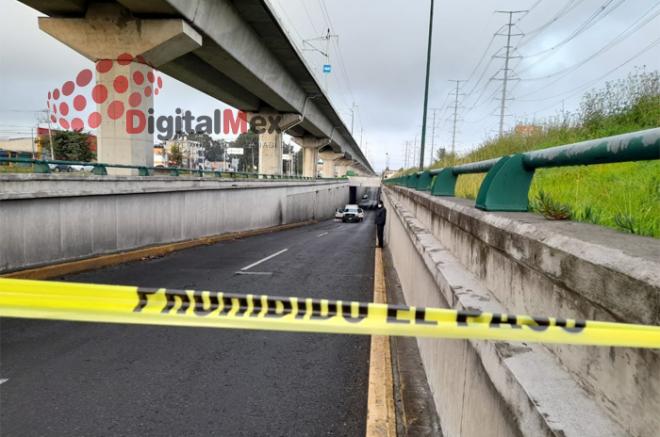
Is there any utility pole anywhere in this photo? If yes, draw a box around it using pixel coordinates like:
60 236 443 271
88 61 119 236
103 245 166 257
44 108 55 159
449 80 465 155
419 0 435 170
494 10 526 137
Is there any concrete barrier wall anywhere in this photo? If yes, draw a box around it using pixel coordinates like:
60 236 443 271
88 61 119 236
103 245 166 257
0 175 348 273
382 185 660 437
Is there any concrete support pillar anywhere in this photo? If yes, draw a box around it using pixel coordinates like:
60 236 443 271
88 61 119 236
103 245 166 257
322 159 336 178
302 147 318 177
334 159 353 177
249 110 300 175
296 136 329 178
39 3 202 173
319 151 344 178
258 128 283 175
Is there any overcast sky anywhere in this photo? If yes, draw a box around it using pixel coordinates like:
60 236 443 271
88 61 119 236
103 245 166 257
1 0 658 171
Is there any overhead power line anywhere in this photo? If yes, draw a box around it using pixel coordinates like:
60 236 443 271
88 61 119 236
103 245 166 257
517 0 585 48
517 35 660 103
520 0 626 59
521 4 660 81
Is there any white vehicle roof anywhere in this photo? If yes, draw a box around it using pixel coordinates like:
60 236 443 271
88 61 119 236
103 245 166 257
345 204 359 208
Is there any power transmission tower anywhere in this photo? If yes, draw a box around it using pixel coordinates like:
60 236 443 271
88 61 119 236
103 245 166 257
428 108 441 163
493 10 526 137
404 141 410 168
448 80 465 155
349 102 358 135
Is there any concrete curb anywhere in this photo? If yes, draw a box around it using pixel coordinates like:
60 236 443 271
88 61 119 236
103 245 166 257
365 247 397 437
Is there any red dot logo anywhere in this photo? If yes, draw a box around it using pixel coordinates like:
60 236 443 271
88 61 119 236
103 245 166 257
76 69 93 87
96 59 113 73
73 95 87 111
62 81 75 96
113 75 129 93
128 92 142 107
107 100 124 120
133 71 144 85
47 53 164 135
88 112 102 129
92 84 108 104
71 118 84 131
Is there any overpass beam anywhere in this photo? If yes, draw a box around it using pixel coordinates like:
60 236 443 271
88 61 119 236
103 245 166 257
39 3 202 173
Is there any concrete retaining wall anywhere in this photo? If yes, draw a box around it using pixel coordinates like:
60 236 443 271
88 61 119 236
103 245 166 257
382 185 659 437
0 175 348 273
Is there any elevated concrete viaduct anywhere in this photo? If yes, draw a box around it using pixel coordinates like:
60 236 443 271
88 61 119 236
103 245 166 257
24 0 374 176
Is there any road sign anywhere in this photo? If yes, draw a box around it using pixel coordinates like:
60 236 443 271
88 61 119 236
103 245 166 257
323 64 331 74
227 147 244 155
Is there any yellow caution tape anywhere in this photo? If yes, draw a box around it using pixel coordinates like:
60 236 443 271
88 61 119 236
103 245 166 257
0 278 658 348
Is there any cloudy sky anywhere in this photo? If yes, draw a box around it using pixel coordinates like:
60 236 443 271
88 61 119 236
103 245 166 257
1 0 658 171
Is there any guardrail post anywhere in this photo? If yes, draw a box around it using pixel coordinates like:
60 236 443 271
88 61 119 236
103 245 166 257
138 167 150 176
415 171 433 191
430 168 456 196
475 154 534 211
92 164 108 176
34 161 51 174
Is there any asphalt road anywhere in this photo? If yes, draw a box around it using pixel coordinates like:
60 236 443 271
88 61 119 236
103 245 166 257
0 214 377 436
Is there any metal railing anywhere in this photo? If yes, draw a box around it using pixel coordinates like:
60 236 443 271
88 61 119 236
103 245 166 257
0 157 346 181
384 128 660 211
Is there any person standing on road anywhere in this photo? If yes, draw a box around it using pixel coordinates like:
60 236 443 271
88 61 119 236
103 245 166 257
374 202 387 248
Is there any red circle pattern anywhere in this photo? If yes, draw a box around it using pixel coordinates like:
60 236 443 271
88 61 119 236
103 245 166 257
73 95 87 111
107 100 125 120
48 54 164 133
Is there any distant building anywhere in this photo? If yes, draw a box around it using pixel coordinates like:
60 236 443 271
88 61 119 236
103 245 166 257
0 127 97 160
153 145 168 167
165 136 204 169
514 124 542 137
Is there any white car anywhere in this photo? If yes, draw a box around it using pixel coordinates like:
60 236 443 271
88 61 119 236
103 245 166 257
69 164 94 172
341 204 365 223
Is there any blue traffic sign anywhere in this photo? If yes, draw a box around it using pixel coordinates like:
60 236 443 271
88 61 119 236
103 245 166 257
323 64 331 74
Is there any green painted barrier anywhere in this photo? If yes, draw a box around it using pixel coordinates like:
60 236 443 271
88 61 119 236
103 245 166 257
388 128 660 212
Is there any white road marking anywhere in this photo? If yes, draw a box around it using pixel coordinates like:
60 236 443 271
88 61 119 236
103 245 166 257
317 232 329 237
240 248 288 271
0 379 8 385
235 271 273 276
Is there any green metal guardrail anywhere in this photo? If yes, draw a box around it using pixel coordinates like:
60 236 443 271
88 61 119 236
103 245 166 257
0 157 347 181
384 128 660 211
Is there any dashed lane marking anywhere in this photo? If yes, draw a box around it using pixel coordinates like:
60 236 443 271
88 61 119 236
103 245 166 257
234 271 273 276
317 232 329 237
240 249 288 271
0 379 8 385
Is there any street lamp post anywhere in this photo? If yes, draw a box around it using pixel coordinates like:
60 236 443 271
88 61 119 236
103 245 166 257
419 0 435 170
